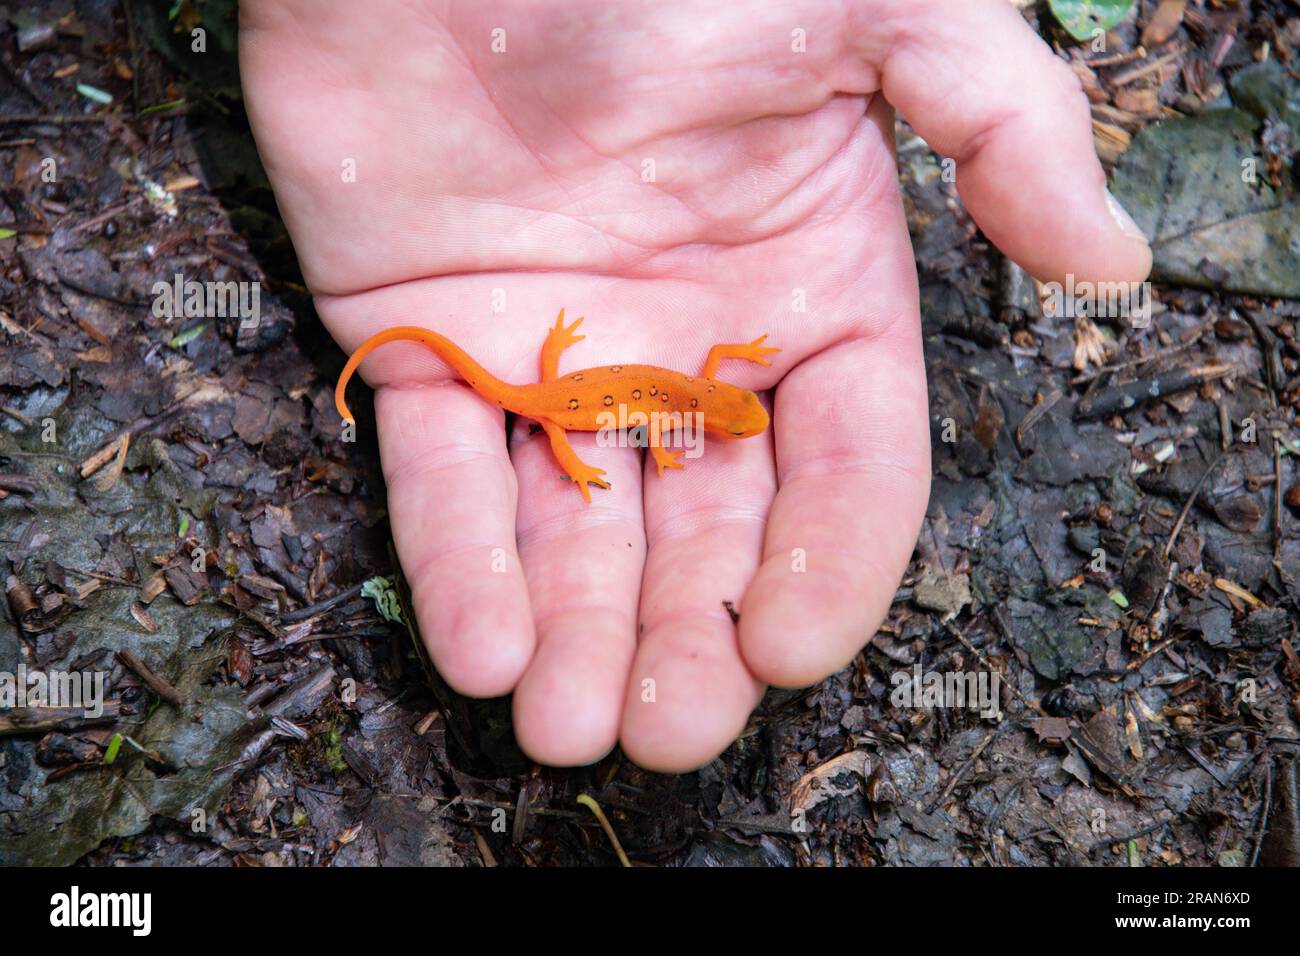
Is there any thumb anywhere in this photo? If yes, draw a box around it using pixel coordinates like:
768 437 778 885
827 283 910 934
853 0 1152 286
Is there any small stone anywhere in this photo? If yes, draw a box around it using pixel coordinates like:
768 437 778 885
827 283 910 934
1068 525 1101 555
16 22 56 52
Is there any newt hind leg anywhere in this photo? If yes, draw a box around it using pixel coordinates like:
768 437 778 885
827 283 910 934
701 335 780 379
540 308 585 383
541 422 609 502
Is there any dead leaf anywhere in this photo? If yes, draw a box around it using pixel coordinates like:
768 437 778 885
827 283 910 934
790 751 874 816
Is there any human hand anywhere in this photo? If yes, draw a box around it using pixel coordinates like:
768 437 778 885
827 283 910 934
239 0 1151 771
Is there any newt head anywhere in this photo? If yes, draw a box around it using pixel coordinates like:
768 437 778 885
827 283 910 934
703 382 769 439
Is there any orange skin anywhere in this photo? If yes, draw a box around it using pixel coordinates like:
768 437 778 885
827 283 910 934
335 310 779 502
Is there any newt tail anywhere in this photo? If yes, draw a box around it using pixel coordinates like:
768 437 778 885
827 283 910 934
335 325 522 424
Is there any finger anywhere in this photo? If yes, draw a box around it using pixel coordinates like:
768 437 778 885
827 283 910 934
739 329 930 688
853 0 1152 285
509 426 645 766
620 417 776 772
374 383 535 697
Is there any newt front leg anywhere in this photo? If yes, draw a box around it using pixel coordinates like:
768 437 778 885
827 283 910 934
649 443 685 476
700 335 780 379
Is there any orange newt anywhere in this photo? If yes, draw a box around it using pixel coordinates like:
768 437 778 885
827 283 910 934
334 310 779 501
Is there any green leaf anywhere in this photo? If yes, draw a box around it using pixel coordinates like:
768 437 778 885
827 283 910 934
1048 0 1134 42
75 83 113 106
168 323 206 349
0 228 16 239
1107 589 1130 609
361 575 404 625
104 734 123 764
141 98 185 115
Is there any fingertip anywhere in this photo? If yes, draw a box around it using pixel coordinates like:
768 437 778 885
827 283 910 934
738 554 872 689
511 612 628 767
1103 188 1154 281
514 700 617 768
619 624 761 773
418 587 535 698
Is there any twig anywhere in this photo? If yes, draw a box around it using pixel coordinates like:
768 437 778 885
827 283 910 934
1089 815 1175 851
0 114 114 126
0 702 121 736
0 474 41 495
577 793 632 867
1126 634 1182 671
925 725 1002 814
950 617 1044 717
280 582 365 623
1107 44 1187 87
116 649 185 707
1075 364 1234 420
121 0 140 116
1069 317 1213 386
1250 758 1273 868
1163 449 1225 561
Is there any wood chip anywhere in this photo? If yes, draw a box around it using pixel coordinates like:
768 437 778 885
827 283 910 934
1141 0 1188 48
91 431 129 492
139 569 167 604
162 174 201 192
1092 118 1131 163
129 601 157 633
1214 577 1264 608
80 433 126 479
164 563 206 606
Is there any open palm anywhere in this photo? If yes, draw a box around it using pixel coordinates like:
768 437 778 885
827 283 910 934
240 0 1150 770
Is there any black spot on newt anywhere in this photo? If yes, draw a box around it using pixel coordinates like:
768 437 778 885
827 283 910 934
567 398 579 410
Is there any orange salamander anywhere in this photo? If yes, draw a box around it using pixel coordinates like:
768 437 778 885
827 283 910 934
334 310 778 502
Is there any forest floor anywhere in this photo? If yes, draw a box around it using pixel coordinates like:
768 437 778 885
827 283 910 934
1 0 1298 866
